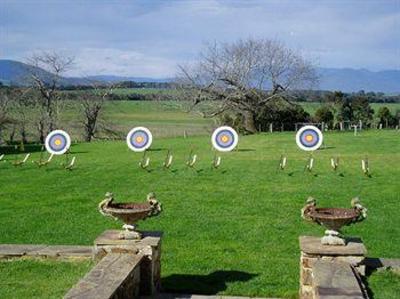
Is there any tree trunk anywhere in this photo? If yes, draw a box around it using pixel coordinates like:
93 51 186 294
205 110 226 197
242 111 257 134
38 121 45 144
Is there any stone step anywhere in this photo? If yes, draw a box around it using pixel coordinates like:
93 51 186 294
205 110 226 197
0 244 93 260
140 295 280 299
64 252 144 299
312 260 367 299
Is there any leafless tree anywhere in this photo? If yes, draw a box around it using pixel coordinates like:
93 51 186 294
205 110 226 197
81 83 114 142
0 88 38 144
0 89 13 144
26 51 74 142
176 38 318 133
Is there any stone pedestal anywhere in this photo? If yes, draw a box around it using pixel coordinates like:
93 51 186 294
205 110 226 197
299 236 367 299
94 230 162 296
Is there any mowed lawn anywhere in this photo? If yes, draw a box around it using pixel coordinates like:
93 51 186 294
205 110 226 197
60 100 213 140
0 130 399 298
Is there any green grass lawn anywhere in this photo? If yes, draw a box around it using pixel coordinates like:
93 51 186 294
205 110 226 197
0 259 93 299
367 270 400 299
60 100 213 140
0 130 399 298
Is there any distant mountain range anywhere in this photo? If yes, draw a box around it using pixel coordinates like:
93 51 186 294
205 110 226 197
0 59 399 93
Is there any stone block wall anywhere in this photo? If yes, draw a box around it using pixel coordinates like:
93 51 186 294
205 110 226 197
299 236 368 299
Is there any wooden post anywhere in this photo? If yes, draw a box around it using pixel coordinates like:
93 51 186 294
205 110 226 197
269 123 273 133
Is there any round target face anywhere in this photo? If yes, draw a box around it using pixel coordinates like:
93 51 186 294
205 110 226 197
45 130 71 155
211 126 239 152
126 127 153 152
296 125 323 151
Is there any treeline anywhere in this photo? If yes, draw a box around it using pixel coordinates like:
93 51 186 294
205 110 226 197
291 90 400 103
221 92 400 133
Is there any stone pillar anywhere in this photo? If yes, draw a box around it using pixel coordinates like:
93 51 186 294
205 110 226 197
94 230 162 296
299 236 367 299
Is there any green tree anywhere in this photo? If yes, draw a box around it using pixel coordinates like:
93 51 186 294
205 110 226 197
377 107 395 128
352 96 374 126
314 105 334 128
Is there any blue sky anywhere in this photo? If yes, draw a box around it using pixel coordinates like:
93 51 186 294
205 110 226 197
1 0 399 77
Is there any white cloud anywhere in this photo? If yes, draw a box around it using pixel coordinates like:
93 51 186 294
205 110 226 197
69 48 178 78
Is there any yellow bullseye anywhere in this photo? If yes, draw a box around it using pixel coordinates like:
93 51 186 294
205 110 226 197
54 139 62 146
220 135 229 143
135 136 144 143
305 134 313 142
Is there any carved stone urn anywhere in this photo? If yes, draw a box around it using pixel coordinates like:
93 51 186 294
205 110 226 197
301 197 367 245
99 192 162 240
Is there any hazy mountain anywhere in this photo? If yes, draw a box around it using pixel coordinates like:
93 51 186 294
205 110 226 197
86 75 173 83
317 67 400 93
1 59 399 93
0 59 85 86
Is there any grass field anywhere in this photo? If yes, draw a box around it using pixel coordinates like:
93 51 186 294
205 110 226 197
59 99 400 140
60 100 213 140
0 129 399 298
0 259 93 299
367 270 400 299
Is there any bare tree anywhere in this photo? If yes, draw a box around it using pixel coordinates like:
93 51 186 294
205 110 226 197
0 88 39 144
27 51 74 142
81 83 114 142
0 89 13 144
176 38 318 133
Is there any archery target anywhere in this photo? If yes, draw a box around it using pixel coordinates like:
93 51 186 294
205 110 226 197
296 125 323 151
126 127 153 152
45 130 71 155
211 126 239 152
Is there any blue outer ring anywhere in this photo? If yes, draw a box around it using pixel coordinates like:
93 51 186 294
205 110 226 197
48 134 68 152
300 129 319 147
215 130 235 148
130 130 149 148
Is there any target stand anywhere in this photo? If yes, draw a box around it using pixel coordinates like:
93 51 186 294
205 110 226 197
12 153 30 167
186 150 197 169
296 126 323 173
278 155 287 171
45 130 71 156
361 157 370 176
139 151 150 170
210 126 239 170
211 153 221 169
34 153 54 168
331 157 339 171
126 127 153 171
163 150 173 170
304 155 314 172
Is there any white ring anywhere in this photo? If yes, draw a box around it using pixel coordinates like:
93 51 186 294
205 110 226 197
211 126 239 152
45 130 71 155
126 127 153 152
296 125 323 151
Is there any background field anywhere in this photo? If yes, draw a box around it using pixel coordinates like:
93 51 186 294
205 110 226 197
58 97 400 141
0 129 399 298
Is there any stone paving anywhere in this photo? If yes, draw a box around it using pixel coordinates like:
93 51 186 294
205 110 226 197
0 244 92 260
140 295 280 299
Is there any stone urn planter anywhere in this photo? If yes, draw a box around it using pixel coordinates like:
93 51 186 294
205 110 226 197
301 197 367 245
99 192 162 240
